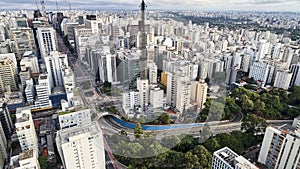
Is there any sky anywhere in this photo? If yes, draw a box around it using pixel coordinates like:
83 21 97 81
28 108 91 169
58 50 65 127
0 0 300 12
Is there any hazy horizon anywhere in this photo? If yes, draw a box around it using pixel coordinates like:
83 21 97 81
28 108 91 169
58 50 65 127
1 0 300 12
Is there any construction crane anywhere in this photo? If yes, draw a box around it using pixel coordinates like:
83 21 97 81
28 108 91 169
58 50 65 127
35 0 39 10
40 0 46 16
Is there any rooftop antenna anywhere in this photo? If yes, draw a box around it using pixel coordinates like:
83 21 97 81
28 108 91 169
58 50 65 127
69 0 71 11
56 0 59 11
139 0 147 80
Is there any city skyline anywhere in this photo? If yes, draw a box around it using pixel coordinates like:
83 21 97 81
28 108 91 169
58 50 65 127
1 0 300 12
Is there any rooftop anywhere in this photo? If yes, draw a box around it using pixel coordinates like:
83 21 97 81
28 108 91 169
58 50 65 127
58 106 88 116
19 150 33 160
214 147 239 167
57 122 101 144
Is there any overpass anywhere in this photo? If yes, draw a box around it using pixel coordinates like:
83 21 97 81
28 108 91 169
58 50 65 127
98 114 294 137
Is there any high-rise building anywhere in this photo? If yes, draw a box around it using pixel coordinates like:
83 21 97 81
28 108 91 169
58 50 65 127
58 108 91 129
0 102 13 139
25 84 35 104
167 70 190 112
36 27 57 61
149 87 164 109
249 61 275 85
0 53 18 93
122 91 140 113
15 108 39 156
212 147 258 169
290 63 300 87
117 52 140 85
9 150 40 169
258 126 300 169
273 70 292 90
85 15 99 34
148 61 158 84
137 78 149 108
35 74 52 108
190 80 208 110
62 68 75 106
98 54 117 83
20 51 40 74
45 51 68 88
10 28 36 60
176 79 191 113
56 122 105 169
0 121 7 169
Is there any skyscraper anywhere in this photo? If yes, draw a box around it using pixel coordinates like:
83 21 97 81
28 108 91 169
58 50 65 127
98 54 117 83
36 27 57 61
35 74 52 108
45 51 68 88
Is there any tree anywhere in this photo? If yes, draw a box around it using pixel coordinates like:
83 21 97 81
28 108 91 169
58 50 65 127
161 135 181 148
242 114 266 135
134 122 143 138
158 113 170 124
253 99 266 116
191 145 212 169
203 137 220 153
205 77 210 84
241 94 254 111
38 157 48 169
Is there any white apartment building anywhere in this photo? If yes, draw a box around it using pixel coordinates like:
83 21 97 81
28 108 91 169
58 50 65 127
150 87 164 109
35 74 52 108
0 121 7 169
58 108 91 129
258 126 300 169
249 61 274 84
98 54 117 83
25 84 34 104
148 61 158 84
15 108 38 157
290 63 300 87
122 91 140 112
190 80 208 110
176 79 191 113
56 122 105 169
36 27 57 61
62 68 75 106
212 147 258 169
20 51 39 74
45 51 68 88
137 78 149 108
273 70 292 90
9 150 40 169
